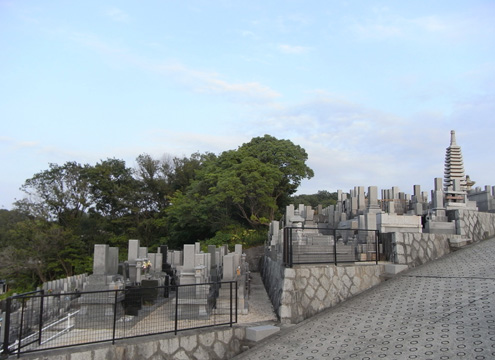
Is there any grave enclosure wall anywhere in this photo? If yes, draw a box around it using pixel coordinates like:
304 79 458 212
18 326 246 360
394 209 495 267
261 255 385 324
455 209 495 241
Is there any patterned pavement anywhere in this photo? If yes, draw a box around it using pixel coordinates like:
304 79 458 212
234 238 495 360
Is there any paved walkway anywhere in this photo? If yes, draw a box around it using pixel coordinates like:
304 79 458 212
234 237 495 360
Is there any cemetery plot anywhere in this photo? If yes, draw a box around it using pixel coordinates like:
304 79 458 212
285 228 381 266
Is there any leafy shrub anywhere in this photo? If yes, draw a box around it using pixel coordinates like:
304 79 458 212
201 224 266 252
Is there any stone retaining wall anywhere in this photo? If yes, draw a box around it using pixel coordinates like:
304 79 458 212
394 210 495 267
455 209 495 241
20 326 246 360
261 255 385 324
393 232 454 267
260 255 285 319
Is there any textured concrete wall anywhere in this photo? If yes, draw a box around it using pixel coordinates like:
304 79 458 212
260 255 285 317
393 232 453 267
393 210 495 267
20 326 246 360
261 255 385 324
455 209 495 241
282 264 385 324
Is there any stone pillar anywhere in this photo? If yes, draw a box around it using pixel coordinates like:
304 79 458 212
357 186 365 213
432 177 445 210
223 254 235 281
286 204 295 226
160 245 168 265
138 247 148 259
128 240 140 262
413 185 421 202
108 247 119 274
366 186 381 213
93 244 109 275
235 244 243 255
183 245 196 271
298 203 305 218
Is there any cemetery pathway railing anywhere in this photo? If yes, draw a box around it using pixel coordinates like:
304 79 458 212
1 281 238 358
283 227 382 267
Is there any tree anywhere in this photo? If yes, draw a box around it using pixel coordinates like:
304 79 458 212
167 152 217 193
166 135 314 245
207 152 283 226
210 135 314 225
85 158 138 219
239 134 314 198
17 162 90 227
291 190 338 208
0 209 30 248
0 219 87 289
135 153 171 212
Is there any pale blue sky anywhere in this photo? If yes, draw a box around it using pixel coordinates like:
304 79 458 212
1 0 494 208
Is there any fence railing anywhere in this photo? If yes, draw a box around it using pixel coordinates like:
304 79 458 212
283 227 383 267
1 281 237 358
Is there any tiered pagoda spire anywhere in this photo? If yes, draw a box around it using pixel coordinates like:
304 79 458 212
444 130 467 191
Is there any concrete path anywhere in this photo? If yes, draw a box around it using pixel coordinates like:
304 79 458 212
234 238 495 360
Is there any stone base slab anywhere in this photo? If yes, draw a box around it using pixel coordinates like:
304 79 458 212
246 325 280 342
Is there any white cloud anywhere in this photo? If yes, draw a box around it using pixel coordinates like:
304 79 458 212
241 30 256 38
68 31 281 104
277 44 310 54
351 22 403 39
349 8 495 43
70 32 127 55
411 15 448 33
151 62 281 103
107 7 129 23
276 14 311 33
145 129 246 157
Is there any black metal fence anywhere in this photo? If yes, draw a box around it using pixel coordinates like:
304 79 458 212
1 281 237 358
283 227 383 267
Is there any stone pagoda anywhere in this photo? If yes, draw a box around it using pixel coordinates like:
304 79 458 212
444 130 467 191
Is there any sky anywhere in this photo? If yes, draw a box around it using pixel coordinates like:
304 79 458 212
1 0 494 209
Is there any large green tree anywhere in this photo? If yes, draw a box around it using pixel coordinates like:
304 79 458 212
17 162 90 227
85 158 138 219
166 135 314 243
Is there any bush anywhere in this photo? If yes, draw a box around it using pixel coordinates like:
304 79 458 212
201 225 266 252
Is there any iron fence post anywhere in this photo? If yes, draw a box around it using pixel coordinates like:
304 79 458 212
235 281 238 324
375 231 379 265
174 286 179 335
333 229 337 266
229 282 233 327
38 291 44 346
284 227 289 266
112 290 118 344
289 227 293 267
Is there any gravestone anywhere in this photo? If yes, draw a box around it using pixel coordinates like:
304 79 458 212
76 244 124 328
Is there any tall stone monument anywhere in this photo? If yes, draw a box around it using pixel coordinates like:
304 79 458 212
444 130 467 191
